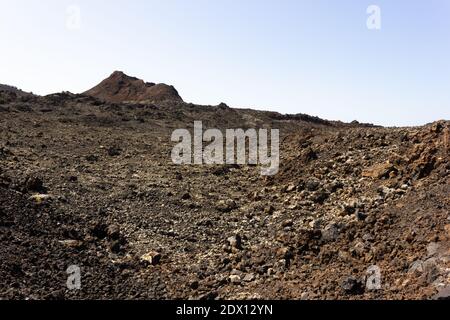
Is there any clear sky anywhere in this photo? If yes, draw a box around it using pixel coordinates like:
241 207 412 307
1 0 449 126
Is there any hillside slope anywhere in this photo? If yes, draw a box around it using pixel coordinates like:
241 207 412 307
0 80 449 300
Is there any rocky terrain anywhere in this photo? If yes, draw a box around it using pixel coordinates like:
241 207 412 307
0 72 449 300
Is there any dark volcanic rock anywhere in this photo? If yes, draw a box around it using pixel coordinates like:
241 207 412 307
341 277 365 295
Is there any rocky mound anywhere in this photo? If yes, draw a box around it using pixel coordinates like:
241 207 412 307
0 84 36 105
0 84 32 95
83 71 183 104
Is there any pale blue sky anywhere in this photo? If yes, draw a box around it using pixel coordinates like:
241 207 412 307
0 0 449 126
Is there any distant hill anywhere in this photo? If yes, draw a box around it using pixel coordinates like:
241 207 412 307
0 84 33 97
83 71 183 104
